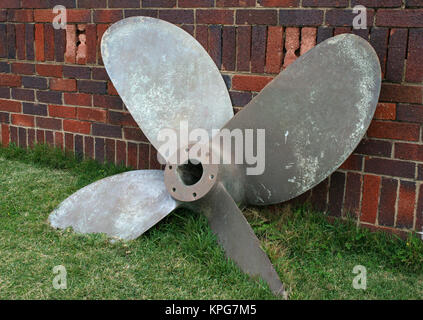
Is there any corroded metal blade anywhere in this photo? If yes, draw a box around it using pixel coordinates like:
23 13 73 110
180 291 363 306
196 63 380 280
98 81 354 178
223 34 381 205
196 182 286 297
101 17 233 156
49 170 178 240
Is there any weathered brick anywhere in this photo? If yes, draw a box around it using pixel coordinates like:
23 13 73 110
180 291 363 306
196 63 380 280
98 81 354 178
374 102 396 120
279 9 323 26
48 105 77 119
367 121 420 141
36 91 62 104
23 102 47 116
355 139 392 157
93 10 123 23
0 74 21 87
365 157 415 179
11 63 34 75
386 29 407 83
300 27 316 55
232 75 273 92
396 181 416 229
283 27 299 68
222 26 236 72
395 143 423 162
65 25 76 64
328 171 345 217
77 107 107 122
380 84 422 104
376 9 423 27
63 119 91 134
236 26 251 72
251 26 267 73
50 78 77 92
77 80 107 94
92 123 122 138
12 114 35 127
159 10 194 24
25 24 35 60
36 117 62 130
64 92 92 107
265 26 283 74
208 25 222 69
12 88 35 101
236 9 277 25
339 154 363 171
22 76 48 90
405 29 423 83
326 9 374 26
0 99 21 113
361 174 381 224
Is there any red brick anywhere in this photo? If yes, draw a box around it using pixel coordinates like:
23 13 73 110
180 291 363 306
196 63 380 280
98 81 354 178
149 145 162 169
376 9 423 27
35 117 62 130
36 129 45 144
365 157 415 179
407 0 423 7
107 81 119 96
236 9 277 25
93 10 123 23
339 154 362 171
343 172 362 218
36 64 62 77
300 27 316 55
334 27 351 36
367 121 420 141
93 95 123 110
396 181 416 229
0 99 21 112
416 184 423 231
86 24 97 64
395 143 423 162
109 0 139 7
64 92 92 107
28 128 35 148
283 27 299 68
217 0 255 6
15 24 26 60
48 105 77 119
1 124 9 146
65 25 76 64
326 9 374 27
50 78 77 92
380 84 422 104
35 24 45 62
92 123 122 138
370 28 389 78
143 0 176 7
265 26 283 74
21 0 48 8
374 102 396 120
236 26 251 72
352 0 402 6
222 26 236 72
259 0 299 6
328 171 345 217
97 24 109 64
108 111 137 127
123 127 148 142
77 107 107 122
34 9 91 23
197 9 234 24
251 26 267 73
7 24 16 59
11 114 34 127
378 177 398 227
9 9 34 22
84 135 94 159
127 142 137 168
195 25 208 52
311 178 329 212
355 139 392 157
63 119 91 134
405 29 423 83
360 174 381 224
11 63 34 75
65 132 73 151
232 75 273 92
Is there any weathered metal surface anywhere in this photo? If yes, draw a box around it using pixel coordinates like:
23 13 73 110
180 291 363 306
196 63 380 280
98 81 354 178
197 182 286 297
101 17 234 156
223 34 381 205
49 170 178 240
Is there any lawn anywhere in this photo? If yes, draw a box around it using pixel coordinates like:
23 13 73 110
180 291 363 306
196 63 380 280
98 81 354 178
0 144 423 300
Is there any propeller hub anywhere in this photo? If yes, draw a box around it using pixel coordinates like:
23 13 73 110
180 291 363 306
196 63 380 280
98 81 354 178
164 151 219 202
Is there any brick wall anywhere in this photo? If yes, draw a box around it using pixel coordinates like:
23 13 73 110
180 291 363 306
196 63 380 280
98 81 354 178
0 1 422 236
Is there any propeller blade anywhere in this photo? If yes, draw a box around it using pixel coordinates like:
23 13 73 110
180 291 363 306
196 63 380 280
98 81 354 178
196 182 286 297
49 170 178 240
222 34 381 205
101 17 234 157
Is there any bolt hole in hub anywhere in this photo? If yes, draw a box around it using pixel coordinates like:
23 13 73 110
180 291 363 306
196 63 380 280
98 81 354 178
164 149 219 202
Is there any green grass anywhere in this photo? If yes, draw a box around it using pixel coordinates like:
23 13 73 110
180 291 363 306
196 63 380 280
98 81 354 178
0 143 423 299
